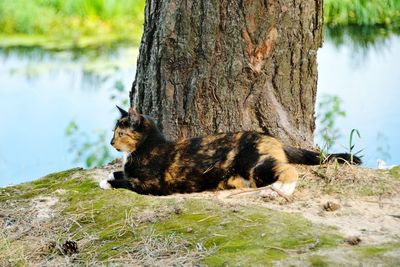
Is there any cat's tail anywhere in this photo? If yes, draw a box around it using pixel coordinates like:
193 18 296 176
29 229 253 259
283 146 362 165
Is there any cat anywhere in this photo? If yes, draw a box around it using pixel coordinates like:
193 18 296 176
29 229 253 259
99 106 361 196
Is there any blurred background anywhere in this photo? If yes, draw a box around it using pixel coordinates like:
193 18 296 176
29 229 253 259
0 0 399 186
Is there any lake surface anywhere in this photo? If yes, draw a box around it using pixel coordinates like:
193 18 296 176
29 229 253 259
0 30 399 186
317 31 400 167
0 48 137 186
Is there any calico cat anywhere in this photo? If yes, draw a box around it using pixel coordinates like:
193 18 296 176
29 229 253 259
99 106 361 196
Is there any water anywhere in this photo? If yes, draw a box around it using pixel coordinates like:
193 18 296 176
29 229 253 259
0 29 399 186
316 30 400 167
0 48 137 186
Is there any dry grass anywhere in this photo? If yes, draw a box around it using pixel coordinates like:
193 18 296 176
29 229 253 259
120 229 215 266
0 197 71 266
295 164 400 198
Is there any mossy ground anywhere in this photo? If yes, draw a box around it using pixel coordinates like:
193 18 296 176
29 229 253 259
1 165 400 266
300 242 400 267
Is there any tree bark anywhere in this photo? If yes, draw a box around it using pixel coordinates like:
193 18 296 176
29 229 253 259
131 0 323 148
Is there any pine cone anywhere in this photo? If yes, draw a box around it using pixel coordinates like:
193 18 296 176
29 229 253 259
323 201 340 212
61 240 78 255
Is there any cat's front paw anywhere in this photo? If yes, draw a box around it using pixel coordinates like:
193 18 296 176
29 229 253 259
108 172 115 180
99 179 112 190
259 187 278 200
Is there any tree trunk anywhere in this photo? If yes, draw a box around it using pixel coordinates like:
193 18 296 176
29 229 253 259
131 0 323 148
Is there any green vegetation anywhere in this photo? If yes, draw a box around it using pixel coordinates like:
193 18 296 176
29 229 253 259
156 200 341 266
0 168 84 201
63 55 132 168
1 168 400 265
348 129 362 163
325 0 400 27
66 121 114 168
0 0 145 49
283 243 400 266
317 94 347 152
0 169 345 265
316 95 363 160
389 166 400 179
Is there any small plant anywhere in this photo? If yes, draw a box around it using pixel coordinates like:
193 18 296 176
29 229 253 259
0 0 146 49
324 0 400 27
65 120 115 168
110 80 129 106
317 94 346 153
348 128 362 164
317 95 363 165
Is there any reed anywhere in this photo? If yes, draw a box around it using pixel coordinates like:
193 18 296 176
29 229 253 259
325 0 400 27
0 0 145 48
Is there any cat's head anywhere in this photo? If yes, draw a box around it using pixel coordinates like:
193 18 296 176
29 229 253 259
110 106 163 153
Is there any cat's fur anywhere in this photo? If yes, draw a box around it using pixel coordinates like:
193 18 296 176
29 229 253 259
100 106 361 196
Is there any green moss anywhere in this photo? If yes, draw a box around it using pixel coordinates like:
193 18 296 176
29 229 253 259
309 255 328 267
153 199 342 265
355 243 400 256
56 184 181 261
0 167 159 261
389 166 400 180
281 243 400 266
0 168 83 201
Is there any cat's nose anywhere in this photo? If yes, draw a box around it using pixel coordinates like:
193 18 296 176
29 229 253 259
110 139 115 145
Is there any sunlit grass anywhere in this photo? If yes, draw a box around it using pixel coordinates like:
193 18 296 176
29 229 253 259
0 0 145 49
325 0 400 27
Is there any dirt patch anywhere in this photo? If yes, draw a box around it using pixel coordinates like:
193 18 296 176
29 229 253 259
31 196 58 221
256 195 400 244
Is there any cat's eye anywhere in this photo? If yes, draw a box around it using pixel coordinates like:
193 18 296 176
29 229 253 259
118 132 123 137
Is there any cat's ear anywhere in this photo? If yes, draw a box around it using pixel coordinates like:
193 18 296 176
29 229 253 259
116 105 128 117
128 107 142 126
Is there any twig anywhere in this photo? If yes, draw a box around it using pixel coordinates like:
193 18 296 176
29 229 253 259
363 200 400 206
212 233 228 237
268 186 293 202
263 246 290 253
226 185 292 202
264 239 320 254
197 215 216 222
69 217 83 229
226 187 265 198
233 214 254 223
311 169 329 180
